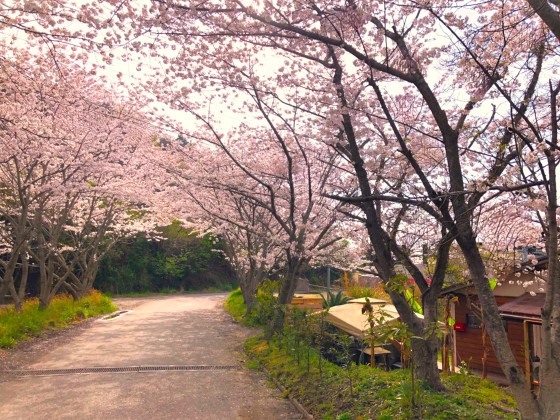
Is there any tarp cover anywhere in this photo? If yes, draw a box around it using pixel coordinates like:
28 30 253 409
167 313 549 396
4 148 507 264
323 299 403 339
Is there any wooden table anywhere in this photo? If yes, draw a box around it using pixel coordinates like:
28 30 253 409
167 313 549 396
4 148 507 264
362 347 392 369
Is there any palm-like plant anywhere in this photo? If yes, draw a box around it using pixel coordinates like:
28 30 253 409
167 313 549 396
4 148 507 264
322 290 351 309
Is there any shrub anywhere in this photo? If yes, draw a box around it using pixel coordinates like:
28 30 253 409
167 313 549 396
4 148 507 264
347 283 389 300
224 289 246 322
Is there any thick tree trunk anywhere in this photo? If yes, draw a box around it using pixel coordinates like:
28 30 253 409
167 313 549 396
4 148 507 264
241 281 257 315
411 335 442 389
16 250 29 304
8 281 22 312
268 255 305 335
239 264 263 315
277 272 298 305
456 231 539 418
537 92 560 419
420 296 445 390
278 254 305 305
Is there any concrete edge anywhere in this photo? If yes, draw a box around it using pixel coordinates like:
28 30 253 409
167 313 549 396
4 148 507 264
260 365 314 419
226 306 313 418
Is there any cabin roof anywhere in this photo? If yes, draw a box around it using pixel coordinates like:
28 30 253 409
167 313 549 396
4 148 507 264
498 292 546 320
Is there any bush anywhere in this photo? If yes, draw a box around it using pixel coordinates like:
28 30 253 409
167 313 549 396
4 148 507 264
322 290 351 308
224 281 282 329
224 289 246 322
94 223 236 295
347 283 389 300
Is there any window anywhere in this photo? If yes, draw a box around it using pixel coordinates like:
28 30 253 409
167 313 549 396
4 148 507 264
466 313 481 329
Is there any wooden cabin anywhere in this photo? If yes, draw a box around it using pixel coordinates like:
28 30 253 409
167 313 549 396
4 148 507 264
443 273 544 385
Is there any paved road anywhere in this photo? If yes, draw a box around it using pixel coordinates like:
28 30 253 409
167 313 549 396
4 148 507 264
0 294 302 419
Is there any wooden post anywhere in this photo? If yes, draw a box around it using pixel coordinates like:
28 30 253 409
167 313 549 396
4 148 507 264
481 323 488 380
524 320 531 388
370 320 375 367
442 297 450 375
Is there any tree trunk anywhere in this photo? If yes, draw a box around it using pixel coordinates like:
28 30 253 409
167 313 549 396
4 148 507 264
278 255 304 305
0 280 8 305
16 250 29 304
410 335 442 390
456 232 539 418
536 84 560 420
241 283 257 315
277 272 298 305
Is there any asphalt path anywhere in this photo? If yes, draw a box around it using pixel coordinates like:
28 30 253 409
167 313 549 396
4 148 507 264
0 293 302 419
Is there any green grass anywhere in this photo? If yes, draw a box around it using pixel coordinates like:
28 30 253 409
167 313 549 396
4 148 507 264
224 290 518 419
245 335 517 419
0 291 116 348
224 289 247 322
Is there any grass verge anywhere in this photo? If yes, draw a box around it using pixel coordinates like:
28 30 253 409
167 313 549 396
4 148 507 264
0 290 116 348
108 286 234 298
226 290 518 419
224 289 246 322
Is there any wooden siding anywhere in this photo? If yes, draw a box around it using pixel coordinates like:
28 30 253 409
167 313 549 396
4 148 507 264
290 296 323 310
454 295 526 376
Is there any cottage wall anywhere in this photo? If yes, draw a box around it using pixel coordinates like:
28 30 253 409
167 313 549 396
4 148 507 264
454 295 526 375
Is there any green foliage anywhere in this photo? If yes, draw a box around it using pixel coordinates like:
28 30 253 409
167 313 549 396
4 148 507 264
322 290 351 309
95 222 235 294
386 274 411 293
225 289 246 322
236 279 283 333
346 283 389 300
0 291 116 348
245 333 518 419
224 283 280 328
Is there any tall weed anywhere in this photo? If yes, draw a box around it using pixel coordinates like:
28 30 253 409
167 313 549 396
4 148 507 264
346 283 389 300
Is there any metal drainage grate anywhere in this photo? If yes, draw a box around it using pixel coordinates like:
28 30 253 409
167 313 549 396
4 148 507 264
1 365 242 377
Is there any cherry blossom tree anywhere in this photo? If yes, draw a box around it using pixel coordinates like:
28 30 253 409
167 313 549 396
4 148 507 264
187 187 283 313
81 1 557 412
4 0 560 416
154 75 349 322
0 46 160 309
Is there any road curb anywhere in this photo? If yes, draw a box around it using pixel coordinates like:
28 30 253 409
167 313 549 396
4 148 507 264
260 365 314 419
225 306 313 418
